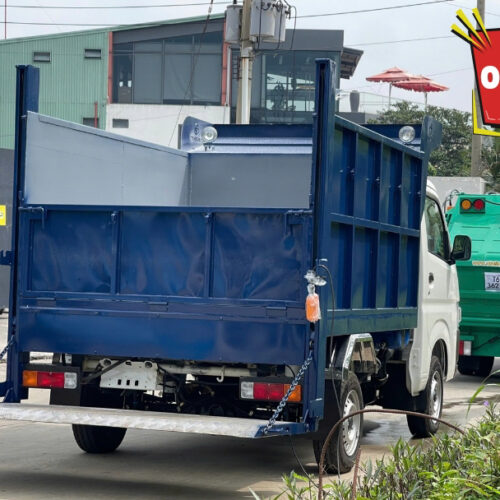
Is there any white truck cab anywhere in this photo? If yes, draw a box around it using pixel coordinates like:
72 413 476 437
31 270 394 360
404 181 461 435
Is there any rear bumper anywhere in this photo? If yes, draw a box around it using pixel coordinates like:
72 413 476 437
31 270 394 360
0 403 306 438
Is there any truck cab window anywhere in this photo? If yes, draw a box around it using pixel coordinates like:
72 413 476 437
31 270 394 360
425 197 448 260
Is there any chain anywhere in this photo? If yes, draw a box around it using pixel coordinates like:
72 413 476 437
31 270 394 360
262 349 314 435
0 337 14 362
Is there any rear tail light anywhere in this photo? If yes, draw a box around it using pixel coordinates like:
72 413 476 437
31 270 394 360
23 370 78 389
240 381 302 402
459 340 472 356
473 198 485 210
460 198 485 213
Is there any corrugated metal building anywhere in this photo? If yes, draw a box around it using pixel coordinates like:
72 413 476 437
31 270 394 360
0 30 110 149
0 14 362 149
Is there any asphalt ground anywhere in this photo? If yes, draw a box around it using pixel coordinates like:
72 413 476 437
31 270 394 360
0 313 499 499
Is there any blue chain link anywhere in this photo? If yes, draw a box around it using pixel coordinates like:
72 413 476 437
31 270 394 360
0 337 14 361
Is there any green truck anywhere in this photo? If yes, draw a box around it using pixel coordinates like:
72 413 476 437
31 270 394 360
447 193 500 377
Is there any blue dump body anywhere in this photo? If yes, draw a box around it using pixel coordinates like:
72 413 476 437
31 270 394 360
0 61 439 433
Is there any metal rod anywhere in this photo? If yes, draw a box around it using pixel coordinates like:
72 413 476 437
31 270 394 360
471 0 485 176
236 0 254 124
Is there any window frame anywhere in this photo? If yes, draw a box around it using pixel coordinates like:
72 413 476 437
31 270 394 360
33 51 51 63
424 196 450 262
84 48 102 60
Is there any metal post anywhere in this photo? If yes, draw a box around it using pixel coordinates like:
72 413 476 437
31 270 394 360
388 83 392 108
471 0 485 177
236 0 254 124
4 0 6 39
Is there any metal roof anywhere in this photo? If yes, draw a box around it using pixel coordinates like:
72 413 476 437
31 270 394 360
341 47 363 79
0 13 225 45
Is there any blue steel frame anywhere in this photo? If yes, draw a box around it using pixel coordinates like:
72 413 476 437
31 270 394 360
1 61 439 437
1 66 39 402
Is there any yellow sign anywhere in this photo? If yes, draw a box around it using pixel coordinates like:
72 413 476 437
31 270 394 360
472 260 500 267
0 205 6 226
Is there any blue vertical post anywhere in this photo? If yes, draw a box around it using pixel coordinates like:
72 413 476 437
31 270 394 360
303 59 337 425
3 65 39 402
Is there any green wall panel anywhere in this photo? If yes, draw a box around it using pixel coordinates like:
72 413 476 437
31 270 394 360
0 30 109 149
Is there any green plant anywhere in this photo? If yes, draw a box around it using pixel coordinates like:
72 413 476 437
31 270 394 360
255 402 499 499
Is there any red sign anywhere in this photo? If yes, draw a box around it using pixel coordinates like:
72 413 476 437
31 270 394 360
471 29 500 126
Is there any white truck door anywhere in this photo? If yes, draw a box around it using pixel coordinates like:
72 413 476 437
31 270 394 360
409 194 459 393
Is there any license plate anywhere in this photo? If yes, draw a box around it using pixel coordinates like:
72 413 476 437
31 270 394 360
485 272 500 292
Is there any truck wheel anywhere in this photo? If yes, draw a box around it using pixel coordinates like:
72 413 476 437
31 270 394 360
457 356 494 378
72 424 126 453
407 356 443 438
313 372 363 474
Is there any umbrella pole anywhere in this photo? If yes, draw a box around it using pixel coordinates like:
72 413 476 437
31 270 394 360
389 83 392 108
424 92 428 112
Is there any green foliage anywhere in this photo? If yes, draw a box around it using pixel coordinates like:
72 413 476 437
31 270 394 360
258 404 499 500
371 102 475 177
482 137 500 192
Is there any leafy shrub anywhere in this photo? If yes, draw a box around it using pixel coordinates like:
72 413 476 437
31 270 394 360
254 403 499 500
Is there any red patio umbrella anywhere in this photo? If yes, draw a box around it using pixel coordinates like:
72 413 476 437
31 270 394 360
366 67 416 106
392 76 449 110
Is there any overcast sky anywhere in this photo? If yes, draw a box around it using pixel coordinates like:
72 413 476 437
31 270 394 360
3 0 499 112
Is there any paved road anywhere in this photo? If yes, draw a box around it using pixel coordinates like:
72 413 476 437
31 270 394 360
0 313 499 499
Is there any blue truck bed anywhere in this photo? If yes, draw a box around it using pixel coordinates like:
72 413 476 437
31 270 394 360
0 60 440 437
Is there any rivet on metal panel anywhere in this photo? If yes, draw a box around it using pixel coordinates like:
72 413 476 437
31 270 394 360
204 212 213 223
111 211 119 223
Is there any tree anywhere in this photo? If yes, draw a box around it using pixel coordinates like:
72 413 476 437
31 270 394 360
481 136 500 192
371 101 473 177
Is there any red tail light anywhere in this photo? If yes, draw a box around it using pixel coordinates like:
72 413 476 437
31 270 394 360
459 340 472 356
240 381 302 402
473 198 485 210
23 370 77 389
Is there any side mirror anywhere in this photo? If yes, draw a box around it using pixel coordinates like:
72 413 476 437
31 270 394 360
451 235 471 261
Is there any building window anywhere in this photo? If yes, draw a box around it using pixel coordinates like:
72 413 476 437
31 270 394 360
112 118 129 128
231 49 339 124
112 31 222 105
33 51 51 63
83 117 99 128
85 48 102 59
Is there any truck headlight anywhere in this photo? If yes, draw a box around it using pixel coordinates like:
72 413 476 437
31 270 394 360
201 126 218 144
399 126 416 144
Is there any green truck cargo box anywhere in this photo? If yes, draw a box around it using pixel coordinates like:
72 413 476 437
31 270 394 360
447 193 500 377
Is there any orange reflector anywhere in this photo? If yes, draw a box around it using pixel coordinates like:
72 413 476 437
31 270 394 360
284 384 302 402
461 199 472 210
22 370 38 388
306 292 320 323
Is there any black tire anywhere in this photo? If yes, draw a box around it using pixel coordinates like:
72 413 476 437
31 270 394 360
72 424 126 453
313 372 363 474
407 356 443 438
457 355 494 378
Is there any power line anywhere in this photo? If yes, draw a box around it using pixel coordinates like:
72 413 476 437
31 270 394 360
0 2 229 8
296 0 454 19
3 15 221 26
1 0 462 27
348 35 455 47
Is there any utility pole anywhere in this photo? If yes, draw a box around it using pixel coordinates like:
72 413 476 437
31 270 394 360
471 0 485 177
4 0 7 39
236 0 253 124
